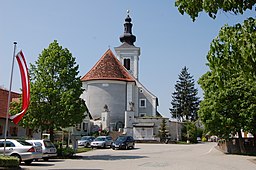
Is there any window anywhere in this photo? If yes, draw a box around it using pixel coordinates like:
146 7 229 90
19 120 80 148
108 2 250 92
10 126 18 136
0 141 15 147
139 88 143 93
139 113 146 117
139 99 146 108
83 123 88 132
124 58 130 70
76 124 81 131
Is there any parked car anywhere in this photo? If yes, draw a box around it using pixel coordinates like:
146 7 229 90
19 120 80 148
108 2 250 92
208 136 218 142
78 136 95 147
91 136 113 149
112 135 135 150
0 139 42 165
26 139 57 161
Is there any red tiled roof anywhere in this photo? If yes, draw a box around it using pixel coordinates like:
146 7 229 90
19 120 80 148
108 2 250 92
0 88 20 118
81 49 135 82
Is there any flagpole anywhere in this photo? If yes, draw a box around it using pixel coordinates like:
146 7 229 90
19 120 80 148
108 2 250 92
4 42 17 156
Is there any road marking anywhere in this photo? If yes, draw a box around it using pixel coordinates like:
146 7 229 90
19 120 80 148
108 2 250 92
205 146 215 154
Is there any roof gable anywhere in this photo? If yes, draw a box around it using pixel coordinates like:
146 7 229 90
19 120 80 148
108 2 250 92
81 49 135 82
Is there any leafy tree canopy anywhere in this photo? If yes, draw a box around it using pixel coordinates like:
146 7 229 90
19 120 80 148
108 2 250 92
19 40 86 134
198 18 256 139
207 17 256 85
175 0 256 21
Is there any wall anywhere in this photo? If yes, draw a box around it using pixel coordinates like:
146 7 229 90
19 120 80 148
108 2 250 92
0 118 40 139
0 88 20 118
134 117 183 141
218 138 256 154
82 80 129 127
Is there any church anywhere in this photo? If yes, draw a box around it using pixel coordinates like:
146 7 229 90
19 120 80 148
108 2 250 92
80 12 181 141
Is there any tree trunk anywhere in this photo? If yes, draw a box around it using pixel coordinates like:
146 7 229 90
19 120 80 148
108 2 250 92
50 128 54 143
237 130 246 154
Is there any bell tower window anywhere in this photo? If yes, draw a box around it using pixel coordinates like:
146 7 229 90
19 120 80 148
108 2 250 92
124 58 130 70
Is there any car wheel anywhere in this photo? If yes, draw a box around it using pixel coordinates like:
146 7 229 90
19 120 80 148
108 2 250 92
11 154 21 164
132 143 135 149
43 158 49 161
24 159 33 165
85 143 90 148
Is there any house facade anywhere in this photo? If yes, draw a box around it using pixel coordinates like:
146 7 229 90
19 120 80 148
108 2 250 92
0 87 40 139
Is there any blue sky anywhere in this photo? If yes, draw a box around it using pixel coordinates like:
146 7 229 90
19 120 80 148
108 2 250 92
0 1 254 118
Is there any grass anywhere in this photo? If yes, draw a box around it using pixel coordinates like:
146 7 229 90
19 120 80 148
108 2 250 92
76 147 92 153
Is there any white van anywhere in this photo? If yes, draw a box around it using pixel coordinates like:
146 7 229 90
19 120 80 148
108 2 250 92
26 139 57 161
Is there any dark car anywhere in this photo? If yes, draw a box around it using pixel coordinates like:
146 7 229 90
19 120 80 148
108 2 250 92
112 135 135 150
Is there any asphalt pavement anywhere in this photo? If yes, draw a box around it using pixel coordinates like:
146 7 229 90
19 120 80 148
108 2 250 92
20 142 256 170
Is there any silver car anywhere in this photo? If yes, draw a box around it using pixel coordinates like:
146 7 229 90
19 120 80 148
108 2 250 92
26 139 57 161
78 136 95 147
91 136 113 149
0 139 42 165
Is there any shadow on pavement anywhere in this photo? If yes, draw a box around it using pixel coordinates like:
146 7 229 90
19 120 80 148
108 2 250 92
80 154 147 160
19 159 65 169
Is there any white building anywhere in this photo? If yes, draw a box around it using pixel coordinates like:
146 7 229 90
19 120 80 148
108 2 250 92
80 13 182 141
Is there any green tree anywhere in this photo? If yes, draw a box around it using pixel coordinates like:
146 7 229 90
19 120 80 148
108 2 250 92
181 121 198 143
175 0 256 21
170 66 200 122
198 18 256 153
158 118 169 143
20 40 86 141
207 18 256 83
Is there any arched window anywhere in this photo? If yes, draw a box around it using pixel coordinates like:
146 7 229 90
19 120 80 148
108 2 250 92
124 58 130 70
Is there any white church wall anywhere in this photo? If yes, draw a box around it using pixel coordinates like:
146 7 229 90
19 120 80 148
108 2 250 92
82 80 130 128
138 90 154 117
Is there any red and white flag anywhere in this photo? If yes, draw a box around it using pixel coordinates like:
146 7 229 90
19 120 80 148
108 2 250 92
10 51 30 124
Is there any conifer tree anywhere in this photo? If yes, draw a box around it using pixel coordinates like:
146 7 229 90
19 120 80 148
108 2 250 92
159 118 169 143
170 66 200 122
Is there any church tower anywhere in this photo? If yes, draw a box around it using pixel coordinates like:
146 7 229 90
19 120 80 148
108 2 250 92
115 11 141 80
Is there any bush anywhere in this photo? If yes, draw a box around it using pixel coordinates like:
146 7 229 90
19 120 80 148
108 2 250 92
0 156 19 167
57 147 75 158
202 136 207 142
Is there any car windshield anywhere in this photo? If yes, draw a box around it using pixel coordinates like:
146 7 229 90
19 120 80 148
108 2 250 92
34 142 42 147
81 137 90 140
44 141 55 148
116 136 127 142
95 137 106 141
